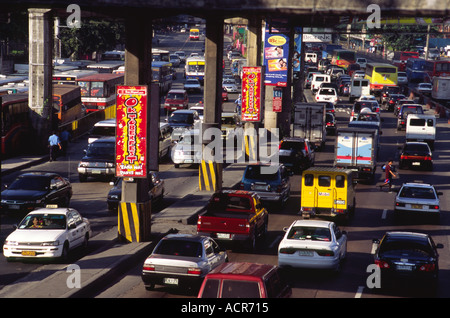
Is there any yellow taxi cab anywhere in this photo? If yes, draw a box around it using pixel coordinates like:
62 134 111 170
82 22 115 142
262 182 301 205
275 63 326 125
300 167 356 222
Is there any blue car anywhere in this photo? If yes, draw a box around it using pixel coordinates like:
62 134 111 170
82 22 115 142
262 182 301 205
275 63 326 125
239 163 291 206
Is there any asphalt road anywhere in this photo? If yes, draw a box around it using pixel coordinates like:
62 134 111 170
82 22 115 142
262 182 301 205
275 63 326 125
1 30 449 300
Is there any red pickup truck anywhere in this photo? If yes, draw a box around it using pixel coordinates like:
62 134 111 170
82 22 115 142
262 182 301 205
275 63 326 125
197 190 269 251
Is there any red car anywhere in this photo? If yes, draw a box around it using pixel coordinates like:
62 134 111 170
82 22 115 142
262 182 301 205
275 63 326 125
222 87 228 101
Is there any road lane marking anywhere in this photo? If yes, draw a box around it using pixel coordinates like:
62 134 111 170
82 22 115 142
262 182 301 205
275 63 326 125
355 286 364 298
381 209 387 219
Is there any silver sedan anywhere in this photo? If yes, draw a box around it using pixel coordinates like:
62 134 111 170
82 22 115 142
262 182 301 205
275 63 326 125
141 234 228 291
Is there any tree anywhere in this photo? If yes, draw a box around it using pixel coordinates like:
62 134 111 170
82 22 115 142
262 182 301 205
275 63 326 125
381 24 440 51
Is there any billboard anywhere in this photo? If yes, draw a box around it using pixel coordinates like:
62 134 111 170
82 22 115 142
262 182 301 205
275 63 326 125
115 85 148 178
241 66 263 122
263 33 289 87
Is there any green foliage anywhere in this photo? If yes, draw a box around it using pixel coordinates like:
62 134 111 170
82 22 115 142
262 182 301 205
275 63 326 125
59 19 125 58
381 25 440 51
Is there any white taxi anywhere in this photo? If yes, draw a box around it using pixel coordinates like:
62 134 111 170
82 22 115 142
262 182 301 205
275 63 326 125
3 205 92 261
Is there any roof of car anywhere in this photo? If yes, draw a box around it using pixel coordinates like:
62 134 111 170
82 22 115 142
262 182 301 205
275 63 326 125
28 206 77 215
401 182 434 188
290 219 333 228
19 172 61 178
162 233 208 243
385 231 430 241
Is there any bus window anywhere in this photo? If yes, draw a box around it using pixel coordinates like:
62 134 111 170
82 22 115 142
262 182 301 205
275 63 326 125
91 82 104 97
78 81 90 96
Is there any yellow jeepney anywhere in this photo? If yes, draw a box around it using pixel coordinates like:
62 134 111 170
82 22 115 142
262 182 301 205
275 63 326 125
300 167 356 222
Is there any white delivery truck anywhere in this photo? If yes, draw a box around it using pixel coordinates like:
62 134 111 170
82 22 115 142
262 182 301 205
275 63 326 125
431 76 450 106
349 78 370 102
334 126 379 182
406 114 436 150
292 103 326 150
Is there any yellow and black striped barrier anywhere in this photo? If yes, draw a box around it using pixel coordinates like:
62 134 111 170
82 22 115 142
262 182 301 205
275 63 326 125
118 201 151 242
244 133 258 161
199 160 219 192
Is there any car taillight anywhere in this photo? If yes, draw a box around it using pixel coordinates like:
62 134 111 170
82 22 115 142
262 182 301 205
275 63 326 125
187 268 202 275
375 259 390 269
316 250 334 257
239 182 244 189
396 202 405 207
418 264 435 272
279 248 296 254
143 264 155 271
430 205 439 210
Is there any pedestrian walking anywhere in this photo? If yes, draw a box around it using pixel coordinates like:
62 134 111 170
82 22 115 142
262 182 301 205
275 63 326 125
59 128 71 156
48 131 61 162
379 160 397 192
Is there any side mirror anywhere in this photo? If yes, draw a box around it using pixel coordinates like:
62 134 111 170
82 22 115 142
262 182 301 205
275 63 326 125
436 243 444 249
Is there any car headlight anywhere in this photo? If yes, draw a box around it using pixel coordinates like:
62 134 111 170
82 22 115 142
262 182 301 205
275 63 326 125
42 241 60 246
107 163 115 168
109 194 119 200
5 240 18 246
78 161 89 167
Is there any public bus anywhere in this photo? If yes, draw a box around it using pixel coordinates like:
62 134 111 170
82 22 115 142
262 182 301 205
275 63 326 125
86 60 124 73
405 58 432 82
1 93 32 156
427 60 450 79
392 51 419 71
189 28 200 41
52 70 99 85
152 48 170 62
76 73 124 113
152 61 173 95
185 56 205 83
364 63 398 93
330 49 356 70
52 84 83 124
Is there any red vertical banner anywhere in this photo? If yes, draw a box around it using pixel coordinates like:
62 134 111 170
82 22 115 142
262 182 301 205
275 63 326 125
241 66 262 122
115 85 148 178
273 87 282 112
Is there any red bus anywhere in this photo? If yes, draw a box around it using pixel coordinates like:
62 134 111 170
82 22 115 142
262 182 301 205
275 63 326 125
427 60 450 79
76 73 124 113
1 93 32 156
392 51 419 71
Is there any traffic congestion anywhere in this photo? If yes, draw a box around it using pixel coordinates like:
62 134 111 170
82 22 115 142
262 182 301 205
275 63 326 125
1 22 450 300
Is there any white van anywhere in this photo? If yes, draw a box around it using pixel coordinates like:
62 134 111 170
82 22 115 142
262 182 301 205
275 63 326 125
406 114 436 149
305 52 318 64
88 118 116 143
311 73 331 93
349 78 370 102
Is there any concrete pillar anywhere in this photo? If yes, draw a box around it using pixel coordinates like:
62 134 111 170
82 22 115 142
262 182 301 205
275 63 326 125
200 15 224 192
246 17 263 161
28 8 53 153
118 13 153 242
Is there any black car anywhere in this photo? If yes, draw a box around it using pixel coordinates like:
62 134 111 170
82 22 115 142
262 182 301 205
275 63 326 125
77 137 116 182
399 142 433 170
380 85 401 105
325 113 337 135
278 137 315 174
107 171 165 211
1 172 72 214
373 231 443 290
385 94 406 111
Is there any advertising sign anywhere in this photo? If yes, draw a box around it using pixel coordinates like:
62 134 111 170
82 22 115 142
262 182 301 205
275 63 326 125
263 33 289 87
273 87 282 112
115 85 148 178
241 66 262 122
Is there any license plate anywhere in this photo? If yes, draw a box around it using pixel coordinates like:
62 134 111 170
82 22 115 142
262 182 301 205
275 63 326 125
411 204 422 209
185 159 193 163
9 205 20 210
412 162 420 166
298 250 314 257
99 106 105 110
254 185 268 191
164 277 178 285
396 265 412 271
217 233 231 239
21 251 36 256
92 169 102 174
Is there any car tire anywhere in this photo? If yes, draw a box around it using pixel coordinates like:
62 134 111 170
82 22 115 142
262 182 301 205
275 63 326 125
145 283 155 291
60 242 70 263
78 174 87 183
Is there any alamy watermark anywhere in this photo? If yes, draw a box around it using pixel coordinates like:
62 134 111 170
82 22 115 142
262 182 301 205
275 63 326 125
66 4 81 29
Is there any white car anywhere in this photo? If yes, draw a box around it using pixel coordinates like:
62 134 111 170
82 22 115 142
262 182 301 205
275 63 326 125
352 70 366 79
394 182 442 223
356 57 367 69
3 206 92 261
222 79 239 93
183 79 202 93
174 51 186 63
278 220 347 271
358 95 377 101
397 71 408 85
169 54 181 67
417 83 432 95
315 87 339 105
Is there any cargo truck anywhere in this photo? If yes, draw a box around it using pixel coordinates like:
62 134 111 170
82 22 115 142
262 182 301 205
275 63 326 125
292 103 326 150
334 126 379 182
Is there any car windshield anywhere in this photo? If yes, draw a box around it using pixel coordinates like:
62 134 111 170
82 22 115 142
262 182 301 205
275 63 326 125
186 80 199 85
86 142 115 156
154 239 202 258
358 114 379 121
244 165 279 181
319 88 336 95
404 143 429 152
287 226 331 241
399 186 436 199
166 93 185 100
8 176 50 190
379 240 433 257
280 141 304 151
169 113 194 124
208 194 253 212
18 213 67 230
